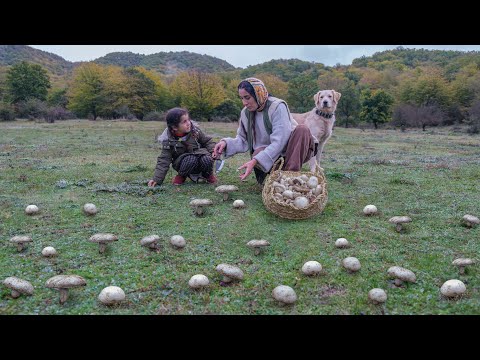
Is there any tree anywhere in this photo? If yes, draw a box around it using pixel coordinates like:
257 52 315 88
170 71 225 120
360 89 394 129
67 63 106 120
47 88 68 108
6 61 51 103
287 73 319 113
122 67 158 120
336 80 361 128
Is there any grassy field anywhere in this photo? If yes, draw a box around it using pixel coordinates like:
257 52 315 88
0 119 479 315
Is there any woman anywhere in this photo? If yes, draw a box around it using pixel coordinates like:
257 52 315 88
213 77 317 184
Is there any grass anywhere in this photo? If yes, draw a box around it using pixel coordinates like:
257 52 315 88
0 120 479 315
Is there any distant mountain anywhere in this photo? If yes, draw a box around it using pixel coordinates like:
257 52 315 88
0 45 74 76
240 59 325 82
93 50 238 74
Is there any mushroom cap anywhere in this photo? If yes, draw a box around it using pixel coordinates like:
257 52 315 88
452 258 475 267
463 214 479 224
170 235 186 248
188 274 209 289
215 263 244 280
272 285 297 304
3 277 34 295
387 266 416 283
246 240 270 248
335 238 349 248
41 246 57 257
389 216 412 224
232 199 246 208
140 235 160 246
368 288 387 303
440 279 466 298
83 203 98 215
98 286 126 305
342 257 361 272
10 235 32 244
89 233 118 243
302 261 322 276
45 275 87 289
25 205 39 214
215 185 238 193
189 199 213 207
363 205 378 215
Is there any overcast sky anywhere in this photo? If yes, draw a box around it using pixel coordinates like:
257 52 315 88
29 45 480 69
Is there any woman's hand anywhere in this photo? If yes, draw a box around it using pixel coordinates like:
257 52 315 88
147 180 157 188
213 140 226 159
237 158 258 181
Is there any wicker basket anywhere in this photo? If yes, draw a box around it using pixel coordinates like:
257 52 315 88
262 158 328 220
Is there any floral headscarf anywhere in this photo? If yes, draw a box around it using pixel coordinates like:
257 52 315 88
243 77 269 111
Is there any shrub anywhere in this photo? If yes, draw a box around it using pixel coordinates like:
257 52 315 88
0 101 16 121
143 111 166 122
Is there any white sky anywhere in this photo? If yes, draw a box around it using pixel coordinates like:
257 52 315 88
29 45 480 68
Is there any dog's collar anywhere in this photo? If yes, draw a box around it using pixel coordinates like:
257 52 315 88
316 109 334 118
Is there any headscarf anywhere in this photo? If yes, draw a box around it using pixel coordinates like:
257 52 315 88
243 77 269 112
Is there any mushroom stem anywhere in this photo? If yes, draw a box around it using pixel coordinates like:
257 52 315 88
149 243 157 250
59 289 69 304
254 248 260 255
395 224 403 232
394 278 403 287
459 266 465 275
11 290 21 299
99 243 107 254
17 243 24 252
195 206 204 216
223 193 229 201
222 276 232 283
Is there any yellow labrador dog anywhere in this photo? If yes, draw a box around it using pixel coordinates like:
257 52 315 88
291 89 341 171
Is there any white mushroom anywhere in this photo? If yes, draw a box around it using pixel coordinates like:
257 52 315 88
3 277 34 298
440 279 466 299
452 258 475 275
293 196 309 209
462 214 479 228
363 205 378 216
368 288 387 305
83 203 98 215
140 235 160 250
272 285 297 306
98 286 126 306
25 204 39 215
170 235 186 249
41 246 57 257
342 257 361 273
89 233 118 253
216 264 244 283
232 199 246 209
302 261 322 276
10 235 32 252
389 216 412 232
45 275 86 304
335 238 350 248
188 274 209 289
246 239 270 255
215 185 238 201
189 199 213 216
387 266 416 287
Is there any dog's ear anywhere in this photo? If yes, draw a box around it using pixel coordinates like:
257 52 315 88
332 90 342 104
314 91 321 106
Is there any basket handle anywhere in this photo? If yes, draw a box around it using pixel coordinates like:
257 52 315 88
271 157 284 172
314 160 325 177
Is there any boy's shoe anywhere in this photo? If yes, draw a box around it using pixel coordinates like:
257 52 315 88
206 174 218 184
172 175 186 185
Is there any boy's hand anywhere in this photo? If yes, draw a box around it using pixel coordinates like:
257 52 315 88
148 180 157 188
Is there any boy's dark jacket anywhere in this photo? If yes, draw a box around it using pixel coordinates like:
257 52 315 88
153 125 216 185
